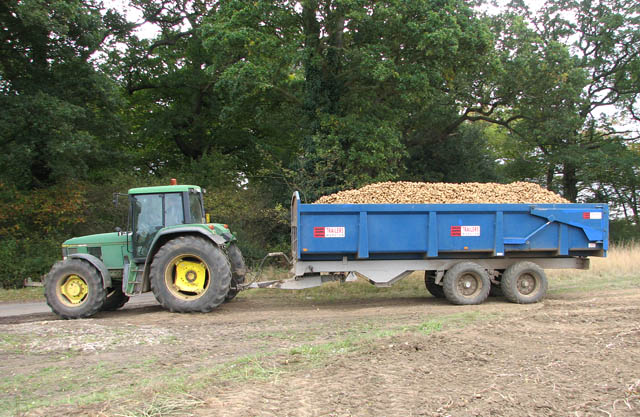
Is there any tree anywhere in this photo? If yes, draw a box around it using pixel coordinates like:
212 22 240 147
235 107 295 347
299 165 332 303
294 0 497 198
487 0 640 201
0 0 129 189
114 0 302 186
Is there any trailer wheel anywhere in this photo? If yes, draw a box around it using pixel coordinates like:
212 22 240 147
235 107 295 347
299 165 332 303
225 243 246 302
45 259 106 319
101 285 129 311
424 271 445 298
501 262 547 304
442 262 490 305
150 236 232 313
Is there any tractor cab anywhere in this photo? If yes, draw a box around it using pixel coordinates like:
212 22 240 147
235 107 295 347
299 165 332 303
128 181 206 260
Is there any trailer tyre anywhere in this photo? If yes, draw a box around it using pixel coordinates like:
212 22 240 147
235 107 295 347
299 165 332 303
150 236 232 313
101 285 129 311
225 243 246 302
45 259 107 319
424 271 445 298
501 262 547 304
442 262 490 305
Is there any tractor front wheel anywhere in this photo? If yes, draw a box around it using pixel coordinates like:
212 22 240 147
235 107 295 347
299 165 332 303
45 259 106 319
150 236 232 313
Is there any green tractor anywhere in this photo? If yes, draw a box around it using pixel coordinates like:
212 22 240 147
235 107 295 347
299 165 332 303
45 180 246 319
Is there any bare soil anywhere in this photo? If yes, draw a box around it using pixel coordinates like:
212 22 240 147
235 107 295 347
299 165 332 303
1 282 639 417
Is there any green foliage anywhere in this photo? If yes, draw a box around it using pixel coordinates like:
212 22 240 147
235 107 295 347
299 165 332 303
406 123 501 183
609 219 640 244
0 0 127 189
1 0 639 286
203 184 291 261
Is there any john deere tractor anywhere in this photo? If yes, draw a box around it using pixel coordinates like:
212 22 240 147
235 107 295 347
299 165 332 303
45 180 246 319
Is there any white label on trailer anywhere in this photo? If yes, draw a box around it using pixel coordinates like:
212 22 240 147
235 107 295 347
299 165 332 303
589 212 602 220
451 225 481 237
314 226 346 238
461 226 481 236
588 243 597 248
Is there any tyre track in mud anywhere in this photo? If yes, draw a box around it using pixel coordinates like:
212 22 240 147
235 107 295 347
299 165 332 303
197 290 640 417
3 288 640 416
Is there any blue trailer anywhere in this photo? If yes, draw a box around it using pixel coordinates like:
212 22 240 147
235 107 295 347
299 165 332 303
255 192 609 305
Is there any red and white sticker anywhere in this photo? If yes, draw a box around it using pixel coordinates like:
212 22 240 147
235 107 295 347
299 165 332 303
583 212 602 220
314 226 346 238
451 225 481 237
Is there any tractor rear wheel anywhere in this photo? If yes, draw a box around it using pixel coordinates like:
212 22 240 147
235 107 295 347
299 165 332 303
45 259 106 319
150 236 232 313
101 285 129 311
225 243 246 302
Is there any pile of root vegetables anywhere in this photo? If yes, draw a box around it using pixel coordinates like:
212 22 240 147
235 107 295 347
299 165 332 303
314 181 569 204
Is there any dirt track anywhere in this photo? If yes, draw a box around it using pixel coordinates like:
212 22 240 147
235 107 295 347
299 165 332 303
2 282 639 416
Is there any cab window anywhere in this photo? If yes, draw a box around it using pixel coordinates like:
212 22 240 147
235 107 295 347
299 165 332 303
132 194 163 258
165 193 184 226
189 191 204 224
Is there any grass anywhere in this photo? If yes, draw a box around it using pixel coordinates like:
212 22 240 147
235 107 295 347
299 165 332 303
0 287 44 303
112 393 205 417
548 242 640 293
209 310 495 386
0 358 167 417
240 268 427 303
0 308 496 417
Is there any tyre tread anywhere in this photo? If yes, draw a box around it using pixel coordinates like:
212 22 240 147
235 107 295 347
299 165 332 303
45 259 107 319
150 236 231 313
501 261 548 304
442 262 490 305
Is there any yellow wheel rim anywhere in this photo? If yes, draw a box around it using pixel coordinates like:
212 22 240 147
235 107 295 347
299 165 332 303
58 275 89 306
165 255 210 300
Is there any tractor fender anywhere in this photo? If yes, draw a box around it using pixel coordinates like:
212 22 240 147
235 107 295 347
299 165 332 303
68 253 112 289
141 227 231 292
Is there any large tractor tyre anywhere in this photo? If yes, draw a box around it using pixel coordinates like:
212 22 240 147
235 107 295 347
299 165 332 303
225 243 247 302
150 236 232 313
101 285 130 311
45 259 107 319
442 262 491 305
424 271 445 299
501 262 548 304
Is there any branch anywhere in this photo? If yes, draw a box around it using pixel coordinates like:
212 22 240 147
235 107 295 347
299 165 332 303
148 30 193 53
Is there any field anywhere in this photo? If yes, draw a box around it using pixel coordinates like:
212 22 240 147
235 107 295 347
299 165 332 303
1 246 639 417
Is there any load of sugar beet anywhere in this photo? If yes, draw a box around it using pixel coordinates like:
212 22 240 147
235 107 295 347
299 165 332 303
314 181 569 205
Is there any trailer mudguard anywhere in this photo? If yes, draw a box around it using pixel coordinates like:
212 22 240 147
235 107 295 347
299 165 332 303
69 253 112 289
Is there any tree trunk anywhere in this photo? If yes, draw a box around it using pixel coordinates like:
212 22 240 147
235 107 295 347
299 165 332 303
562 162 578 202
